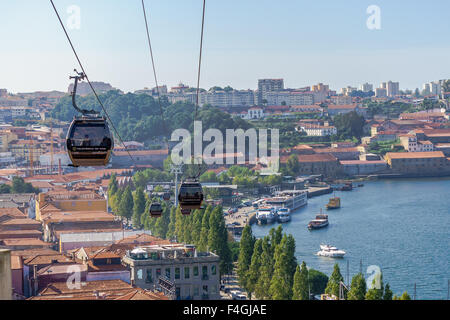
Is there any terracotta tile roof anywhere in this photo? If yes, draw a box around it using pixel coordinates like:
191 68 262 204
327 104 357 109
314 147 359 153
280 153 338 163
114 289 169 300
1 238 51 247
38 279 132 296
386 151 445 159
11 248 59 258
37 263 87 276
23 254 73 266
0 208 26 218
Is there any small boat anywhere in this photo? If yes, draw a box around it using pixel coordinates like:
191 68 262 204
308 211 329 230
276 207 291 223
326 196 340 210
317 244 346 258
256 207 276 225
339 182 353 191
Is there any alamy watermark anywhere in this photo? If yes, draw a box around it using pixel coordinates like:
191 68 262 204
366 265 383 289
366 5 381 30
170 121 280 174
67 5 81 30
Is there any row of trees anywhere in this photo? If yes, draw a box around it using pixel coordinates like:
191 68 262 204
237 225 328 299
237 225 411 300
107 174 233 275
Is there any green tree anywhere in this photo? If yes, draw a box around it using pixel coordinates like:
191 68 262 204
254 237 273 299
383 283 393 300
132 187 146 228
347 273 367 300
208 206 232 275
292 262 309 300
198 206 212 251
108 173 118 197
269 234 296 300
246 239 263 299
333 111 365 140
308 269 328 296
237 225 255 290
325 263 345 299
0 184 11 194
117 186 134 223
393 291 411 300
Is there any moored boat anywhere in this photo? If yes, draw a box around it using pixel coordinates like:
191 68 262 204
276 207 291 223
256 206 276 225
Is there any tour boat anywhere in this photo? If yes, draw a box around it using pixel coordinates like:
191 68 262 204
308 211 329 230
256 206 276 225
326 196 341 210
316 244 346 258
276 207 291 223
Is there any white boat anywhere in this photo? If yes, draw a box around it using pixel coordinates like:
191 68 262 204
265 190 308 211
256 206 276 224
316 244 346 258
276 207 291 223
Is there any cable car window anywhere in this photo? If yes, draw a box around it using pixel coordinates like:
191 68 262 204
69 123 111 147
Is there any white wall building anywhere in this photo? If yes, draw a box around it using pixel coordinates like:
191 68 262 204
299 124 337 137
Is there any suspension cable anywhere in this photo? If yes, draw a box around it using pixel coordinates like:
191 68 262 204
141 0 170 147
49 0 136 165
194 0 206 122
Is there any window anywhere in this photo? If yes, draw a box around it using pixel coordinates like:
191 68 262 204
175 267 180 280
193 266 199 277
211 285 217 295
202 266 208 280
146 269 153 283
165 268 171 279
211 265 217 275
184 267 190 279
202 285 208 294
193 286 199 296
137 269 143 280
156 268 161 279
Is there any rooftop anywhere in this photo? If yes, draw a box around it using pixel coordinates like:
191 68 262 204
386 151 445 159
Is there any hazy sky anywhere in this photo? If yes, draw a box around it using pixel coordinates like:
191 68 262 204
1 0 449 94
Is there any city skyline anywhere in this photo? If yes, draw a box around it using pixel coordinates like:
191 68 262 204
1 0 450 93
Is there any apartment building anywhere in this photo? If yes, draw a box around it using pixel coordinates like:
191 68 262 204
257 79 284 104
122 244 221 300
200 90 255 108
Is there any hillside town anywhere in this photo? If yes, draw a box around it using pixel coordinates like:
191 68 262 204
0 77 449 301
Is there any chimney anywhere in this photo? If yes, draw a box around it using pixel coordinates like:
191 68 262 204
0 249 12 300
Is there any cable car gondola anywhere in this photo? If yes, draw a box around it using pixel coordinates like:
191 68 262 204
163 192 171 201
178 180 204 211
149 202 163 218
66 116 113 167
65 71 114 167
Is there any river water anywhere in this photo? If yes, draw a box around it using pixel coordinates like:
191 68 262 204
251 178 450 300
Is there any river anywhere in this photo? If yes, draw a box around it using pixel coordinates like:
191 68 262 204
251 178 450 300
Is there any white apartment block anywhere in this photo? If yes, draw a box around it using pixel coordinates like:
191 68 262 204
299 124 337 137
199 90 255 108
360 83 373 92
265 91 314 106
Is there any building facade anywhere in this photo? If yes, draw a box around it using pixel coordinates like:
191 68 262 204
122 244 221 300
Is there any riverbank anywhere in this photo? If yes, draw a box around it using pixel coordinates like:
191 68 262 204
251 177 450 299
